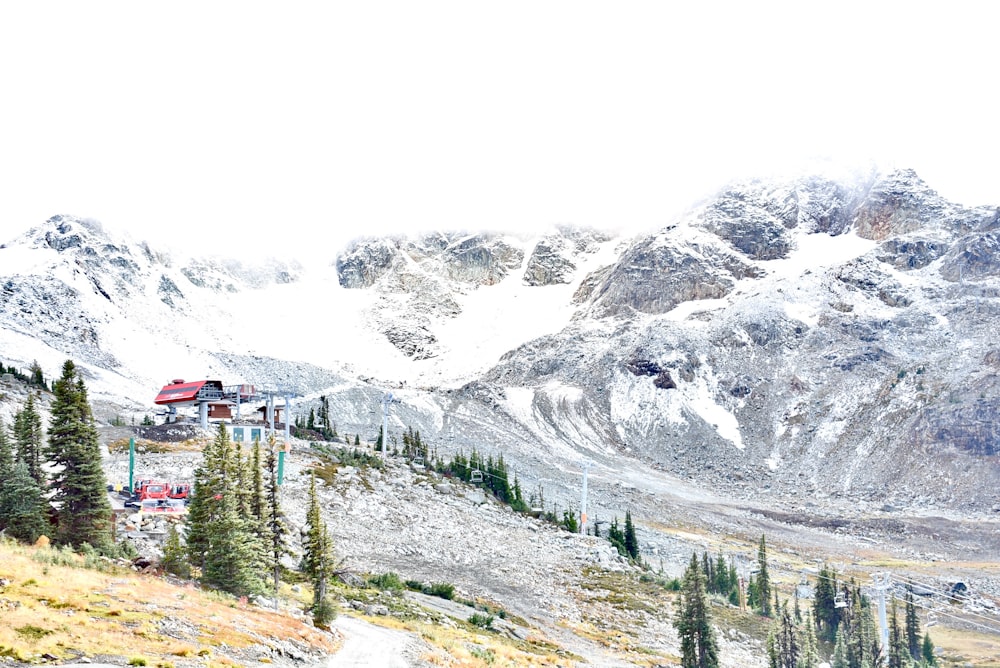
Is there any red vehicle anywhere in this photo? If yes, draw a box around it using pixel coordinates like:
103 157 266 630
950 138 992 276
136 480 169 501
126 479 189 507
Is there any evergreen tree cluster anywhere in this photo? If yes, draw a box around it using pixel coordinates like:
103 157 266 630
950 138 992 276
293 395 338 441
401 425 428 461
0 360 115 552
435 447 525 509
696 550 741 606
0 359 49 390
605 511 640 561
746 534 773 617
185 426 286 598
674 552 720 668
767 605 820 668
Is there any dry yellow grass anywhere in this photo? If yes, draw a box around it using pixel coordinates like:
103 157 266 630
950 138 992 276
0 539 336 665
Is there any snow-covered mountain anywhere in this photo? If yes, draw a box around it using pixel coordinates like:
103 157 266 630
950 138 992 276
2 168 998 515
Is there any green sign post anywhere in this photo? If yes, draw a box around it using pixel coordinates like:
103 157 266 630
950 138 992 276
128 437 135 493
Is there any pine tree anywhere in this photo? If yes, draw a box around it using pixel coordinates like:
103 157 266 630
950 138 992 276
251 438 266 525
160 524 191 578
798 611 819 668
0 417 13 496
45 361 112 551
13 392 45 485
187 423 265 596
770 601 799 668
904 591 921 661
714 553 730 598
302 474 336 626
607 517 626 556
921 632 936 666
0 459 50 543
813 564 840 641
307 408 315 431
29 360 46 388
831 626 849 668
186 423 231 569
757 534 772 617
888 601 907 668
264 436 289 598
674 552 719 668
624 509 639 560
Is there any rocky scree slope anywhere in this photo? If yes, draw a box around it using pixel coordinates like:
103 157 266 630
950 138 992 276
469 169 1000 512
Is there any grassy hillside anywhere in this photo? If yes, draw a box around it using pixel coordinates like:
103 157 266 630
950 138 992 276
0 538 336 666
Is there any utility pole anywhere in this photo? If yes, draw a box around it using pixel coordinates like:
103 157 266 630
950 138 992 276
873 572 891 658
579 460 593 534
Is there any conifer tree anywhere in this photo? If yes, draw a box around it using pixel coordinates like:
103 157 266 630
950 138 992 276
302 474 336 626
186 423 231 569
251 438 266 525
813 564 840 641
831 626 849 668
757 534 772 616
888 601 907 668
624 509 639 560
187 423 265 596
264 436 289 598
921 632 936 666
161 524 191 578
0 459 50 543
607 517 626 556
714 553 730 597
674 552 719 668
904 591 921 661
770 601 799 668
0 418 13 495
45 361 112 551
29 360 45 388
13 392 44 485
798 611 819 668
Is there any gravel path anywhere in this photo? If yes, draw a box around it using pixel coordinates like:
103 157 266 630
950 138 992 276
328 615 417 667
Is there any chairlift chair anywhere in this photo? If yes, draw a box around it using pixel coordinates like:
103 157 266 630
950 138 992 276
834 592 848 608
470 469 484 483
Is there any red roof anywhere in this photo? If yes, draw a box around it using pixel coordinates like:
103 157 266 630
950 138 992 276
155 380 207 405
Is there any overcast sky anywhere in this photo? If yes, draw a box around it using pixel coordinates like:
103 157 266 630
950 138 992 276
1 2 997 260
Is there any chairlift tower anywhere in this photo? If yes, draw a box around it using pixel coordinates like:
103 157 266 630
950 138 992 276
580 459 594 535
873 572 892 658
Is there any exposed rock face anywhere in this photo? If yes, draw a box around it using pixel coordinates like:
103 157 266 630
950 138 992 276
336 239 399 289
523 227 612 286
939 232 1000 281
444 235 523 285
854 169 949 240
581 232 758 318
699 184 798 260
877 237 948 270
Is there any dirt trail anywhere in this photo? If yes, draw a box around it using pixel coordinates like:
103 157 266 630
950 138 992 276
328 615 420 667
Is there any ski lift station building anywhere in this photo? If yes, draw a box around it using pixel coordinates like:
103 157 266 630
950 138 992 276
153 379 294 441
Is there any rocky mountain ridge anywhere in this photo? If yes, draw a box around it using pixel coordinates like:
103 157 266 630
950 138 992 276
0 168 998 519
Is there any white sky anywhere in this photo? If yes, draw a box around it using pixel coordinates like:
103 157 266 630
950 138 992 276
1 2 997 261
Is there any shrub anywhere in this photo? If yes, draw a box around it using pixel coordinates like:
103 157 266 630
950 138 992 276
425 582 455 600
368 572 404 591
468 612 495 630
